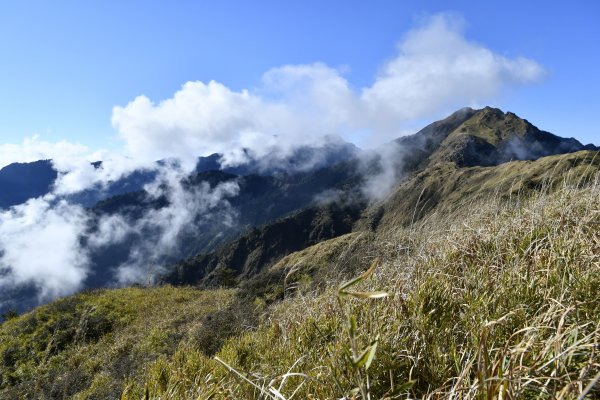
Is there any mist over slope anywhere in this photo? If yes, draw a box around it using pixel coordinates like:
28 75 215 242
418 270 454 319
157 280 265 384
0 139 361 314
0 106 597 317
1 147 599 399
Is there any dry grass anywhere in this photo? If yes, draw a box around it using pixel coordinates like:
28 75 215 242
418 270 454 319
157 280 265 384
114 171 600 399
2 161 599 399
0 286 235 399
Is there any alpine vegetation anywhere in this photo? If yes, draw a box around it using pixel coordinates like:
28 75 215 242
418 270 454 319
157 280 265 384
1 5 599 399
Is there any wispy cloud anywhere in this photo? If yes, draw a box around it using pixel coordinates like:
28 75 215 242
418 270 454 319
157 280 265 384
361 13 545 140
98 164 240 285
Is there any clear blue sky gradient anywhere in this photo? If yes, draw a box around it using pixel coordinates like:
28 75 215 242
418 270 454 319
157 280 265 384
0 0 598 150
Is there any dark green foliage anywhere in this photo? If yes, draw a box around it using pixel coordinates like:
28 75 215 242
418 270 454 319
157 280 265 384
0 309 18 322
165 200 365 287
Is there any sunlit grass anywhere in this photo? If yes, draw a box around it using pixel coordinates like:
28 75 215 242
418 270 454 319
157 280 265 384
2 158 600 399
126 173 600 399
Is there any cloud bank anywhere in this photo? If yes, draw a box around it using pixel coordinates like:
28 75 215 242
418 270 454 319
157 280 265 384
0 135 90 170
112 14 544 165
0 197 89 300
0 162 240 304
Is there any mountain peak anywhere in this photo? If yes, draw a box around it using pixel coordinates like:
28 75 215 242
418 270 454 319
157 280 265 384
429 107 594 166
479 105 503 114
392 107 597 171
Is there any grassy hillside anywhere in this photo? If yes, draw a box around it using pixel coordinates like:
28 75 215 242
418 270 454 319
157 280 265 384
133 172 599 399
165 201 365 288
0 287 235 399
2 153 599 398
362 150 600 234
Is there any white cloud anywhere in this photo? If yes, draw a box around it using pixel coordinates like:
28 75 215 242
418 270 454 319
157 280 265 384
0 135 89 169
112 13 545 160
0 197 90 300
361 14 545 139
111 65 359 168
111 81 265 166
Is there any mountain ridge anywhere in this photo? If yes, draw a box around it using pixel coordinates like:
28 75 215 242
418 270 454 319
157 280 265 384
2 106 600 398
0 106 598 316
153 107 598 290
0 160 57 209
392 106 597 171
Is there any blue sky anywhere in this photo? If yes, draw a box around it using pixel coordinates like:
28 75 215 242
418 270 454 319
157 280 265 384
0 0 598 163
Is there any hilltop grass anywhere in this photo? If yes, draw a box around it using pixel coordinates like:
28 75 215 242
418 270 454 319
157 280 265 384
0 286 235 399
374 150 600 232
124 175 600 399
1 161 600 399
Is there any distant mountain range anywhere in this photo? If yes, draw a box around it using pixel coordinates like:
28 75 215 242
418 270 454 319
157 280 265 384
0 138 359 209
0 160 57 209
1 106 595 211
0 107 597 315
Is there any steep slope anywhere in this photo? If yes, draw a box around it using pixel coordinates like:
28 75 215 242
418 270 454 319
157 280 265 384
2 154 599 399
391 107 478 172
262 149 600 287
163 201 365 287
359 150 600 234
83 163 363 289
195 167 599 400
